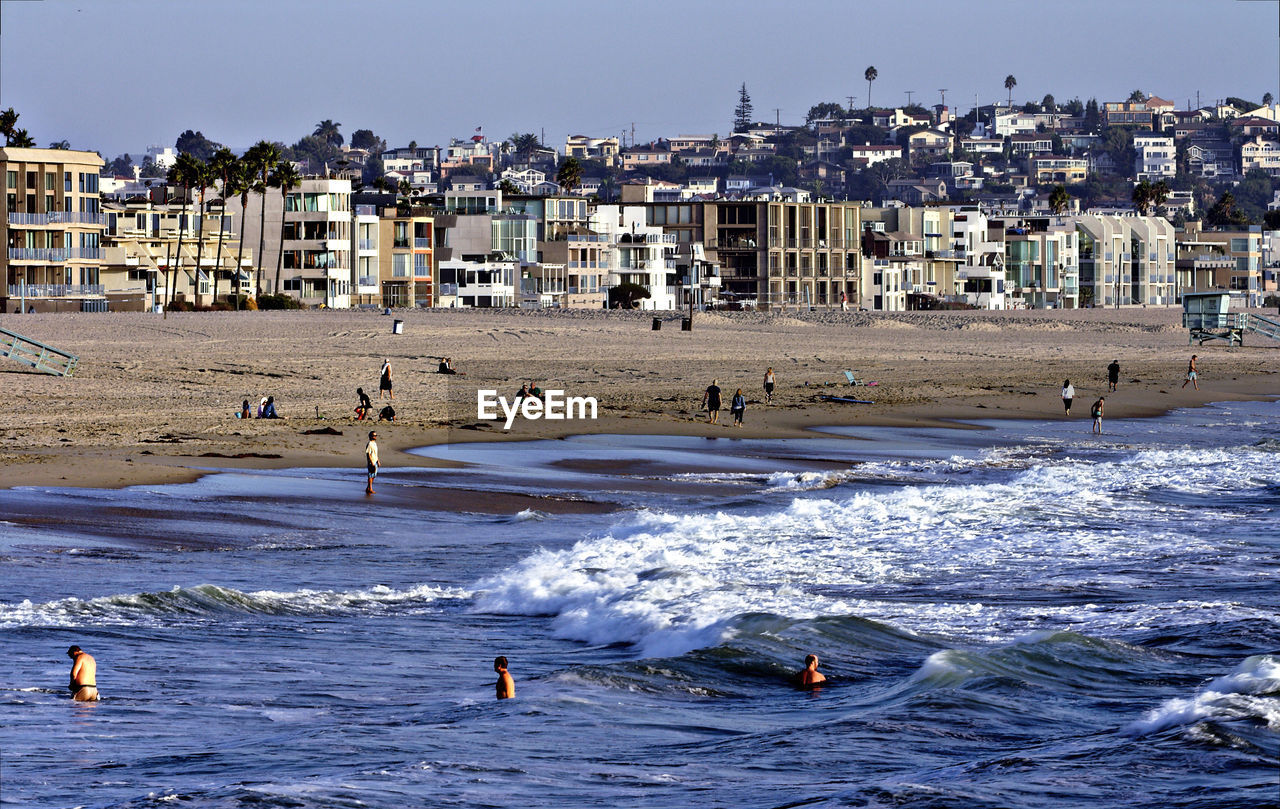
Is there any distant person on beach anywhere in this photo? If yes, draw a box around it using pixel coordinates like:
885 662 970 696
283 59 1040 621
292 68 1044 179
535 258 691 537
257 397 268 418
528 381 543 400
1107 359 1120 392
240 399 251 420
260 396 280 419
1182 355 1199 390
731 388 746 427
379 359 394 399
438 357 463 375
1061 379 1074 416
763 367 775 404
67 645 99 701
796 654 826 688
841 291 848 312
494 656 514 700
516 382 530 401
355 388 372 420
702 380 722 424
365 430 379 494
1091 397 1105 434
378 405 395 422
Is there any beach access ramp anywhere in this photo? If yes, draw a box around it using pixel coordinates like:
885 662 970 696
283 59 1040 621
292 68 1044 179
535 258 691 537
0 324 79 376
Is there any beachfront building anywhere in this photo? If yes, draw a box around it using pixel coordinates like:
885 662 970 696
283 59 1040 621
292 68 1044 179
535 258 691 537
1 146 106 313
860 206 963 308
590 205 678 310
1075 215 1177 307
993 215 1080 309
376 206 433 308
99 199 252 311
278 178 353 307
1177 223 1265 305
351 203 381 306
537 233 609 309
432 207 535 308
949 209 1009 309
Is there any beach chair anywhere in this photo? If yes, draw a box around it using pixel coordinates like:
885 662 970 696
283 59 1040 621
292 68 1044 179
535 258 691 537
843 370 863 386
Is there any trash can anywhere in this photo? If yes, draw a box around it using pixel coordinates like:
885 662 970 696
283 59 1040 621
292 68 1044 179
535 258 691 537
681 318 692 331
652 317 662 331
392 319 404 335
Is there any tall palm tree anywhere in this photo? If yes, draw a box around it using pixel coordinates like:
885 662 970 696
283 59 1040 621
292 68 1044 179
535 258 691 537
864 66 878 111
230 160 254 308
270 161 302 297
313 120 343 148
208 148 238 305
0 107 18 142
556 157 583 193
1004 75 1017 109
167 153 200 313
1132 179 1154 215
246 141 281 295
7 128 34 148
188 157 213 307
1150 179 1170 214
509 133 540 162
1048 184 1071 215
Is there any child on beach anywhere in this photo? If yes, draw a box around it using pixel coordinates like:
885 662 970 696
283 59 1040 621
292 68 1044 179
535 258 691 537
1061 380 1074 416
731 388 746 426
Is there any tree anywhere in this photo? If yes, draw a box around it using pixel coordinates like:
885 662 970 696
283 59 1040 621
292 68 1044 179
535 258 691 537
1084 99 1101 132
1150 179 1170 213
1063 98 1084 117
864 66 878 110
1132 179 1154 215
1127 90 1148 103
0 108 17 142
1224 97 1255 114
1042 94 1056 113
734 83 754 133
48 139 71 150
350 128 384 152
508 132 541 162
107 154 134 176
1264 92 1275 107
497 179 521 196
167 153 202 313
556 156 583 193
175 129 221 161
189 156 214 306
806 102 845 126
208 148 239 305
1049 184 1071 214
1264 209 1280 230
7 128 34 148
228 159 254 307
1206 190 1247 229
313 119 343 148
270 161 302 297
289 134 340 174
608 282 651 309
397 178 413 198
245 141 281 294
361 154 385 187
1004 75 1017 108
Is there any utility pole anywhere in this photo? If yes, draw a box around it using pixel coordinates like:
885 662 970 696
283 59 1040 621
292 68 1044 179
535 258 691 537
773 108 781 128
939 89 948 107
847 95 856 112
905 90 915 106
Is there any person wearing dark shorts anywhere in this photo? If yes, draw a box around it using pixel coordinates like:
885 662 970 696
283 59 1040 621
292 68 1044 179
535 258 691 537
379 359 393 399
1107 359 1120 392
702 379 722 424
731 388 746 427
1091 397 1105 434
365 431 379 494
1061 379 1074 416
763 367 775 404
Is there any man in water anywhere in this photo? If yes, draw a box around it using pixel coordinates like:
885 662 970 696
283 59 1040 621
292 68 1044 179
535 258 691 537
1107 359 1120 392
67 645 99 701
1091 396 1105 435
365 430 379 494
494 656 514 700
797 654 826 688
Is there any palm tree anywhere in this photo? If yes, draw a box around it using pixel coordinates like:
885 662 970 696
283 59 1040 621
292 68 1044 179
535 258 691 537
313 119 343 148
167 153 201 313
1048 184 1071 215
229 161 254 308
270 161 302 297
187 156 214 307
0 107 18 142
1004 75 1017 109
508 133 540 163
556 157 583 193
1150 179 1170 214
1264 92 1275 107
7 128 34 148
246 141 281 295
208 148 238 305
1132 179 1154 215
864 66 878 110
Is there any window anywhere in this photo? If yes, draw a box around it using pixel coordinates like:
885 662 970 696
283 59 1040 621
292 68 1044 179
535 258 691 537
65 172 71 192
45 173 55 191
6 170 15 188
393 254 409 277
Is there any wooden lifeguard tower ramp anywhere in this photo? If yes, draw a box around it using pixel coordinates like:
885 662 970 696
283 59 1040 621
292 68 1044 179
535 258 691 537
1182 292 1280 346
0 324 79 376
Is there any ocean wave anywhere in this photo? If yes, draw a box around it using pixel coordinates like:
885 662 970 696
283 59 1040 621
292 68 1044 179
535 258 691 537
1124 654 1280 737
0 582 469 628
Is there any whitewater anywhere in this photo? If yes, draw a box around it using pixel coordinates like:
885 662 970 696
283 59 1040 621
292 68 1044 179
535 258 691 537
1 401 1276 808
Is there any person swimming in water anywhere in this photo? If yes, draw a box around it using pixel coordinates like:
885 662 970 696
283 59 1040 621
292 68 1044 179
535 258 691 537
796 653 826 688
67 645 99 701
494 655 514 700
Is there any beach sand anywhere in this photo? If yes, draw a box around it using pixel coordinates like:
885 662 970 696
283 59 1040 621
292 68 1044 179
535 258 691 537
1 306 1274 490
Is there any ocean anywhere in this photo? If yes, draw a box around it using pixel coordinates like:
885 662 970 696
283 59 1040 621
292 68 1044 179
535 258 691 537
1 401 1277 808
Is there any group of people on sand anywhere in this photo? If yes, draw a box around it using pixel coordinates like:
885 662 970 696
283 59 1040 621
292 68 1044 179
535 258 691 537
238 396 281 420
1060 355 1200 435
701 368 777 427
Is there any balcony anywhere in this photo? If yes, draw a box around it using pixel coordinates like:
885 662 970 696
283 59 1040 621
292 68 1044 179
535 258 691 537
7 247 101 261
414 238 432 250
358 239 376 251
9 211 107 227
7 284 104 298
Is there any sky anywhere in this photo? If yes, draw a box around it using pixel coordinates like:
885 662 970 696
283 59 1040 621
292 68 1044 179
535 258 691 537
1 0 1277 160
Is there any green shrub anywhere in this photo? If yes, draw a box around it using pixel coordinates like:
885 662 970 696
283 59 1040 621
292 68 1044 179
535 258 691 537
256 294 302 310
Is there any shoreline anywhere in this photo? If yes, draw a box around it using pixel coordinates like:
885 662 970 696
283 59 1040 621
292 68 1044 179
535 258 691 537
0 307 1275 491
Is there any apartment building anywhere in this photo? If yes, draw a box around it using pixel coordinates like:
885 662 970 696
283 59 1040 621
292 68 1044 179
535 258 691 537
351 204 381 306
1028 155 1088 185
376 207 432 307
995 216 1080 309
538 233 608 308
590 205 677 310
1133 134 1176 179
949 209 1008 309
860 206 962 308
279 178 353 307
433 209 535 308
1240 135 1280 177
1076 215 1176 307
1 147 106 312
1179 224 1264 305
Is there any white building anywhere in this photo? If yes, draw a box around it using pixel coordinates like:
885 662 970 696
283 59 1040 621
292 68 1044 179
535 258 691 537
437 258 518 308
1133 134 1176 179
278 178 353 307
1075 214 1177 307
591 205 678 310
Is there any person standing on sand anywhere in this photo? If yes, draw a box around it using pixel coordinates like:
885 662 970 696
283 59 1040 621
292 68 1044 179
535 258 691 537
1061 379 1074 416
494 656 514 700
1107 359 1120 392
379 359 394 400
702 380 722 424
67 645 99 701
763 367 775 404
1182 355 1199 390
731 388 746 427
796 654 826 688
365 430 379 494
1091 397 1105 434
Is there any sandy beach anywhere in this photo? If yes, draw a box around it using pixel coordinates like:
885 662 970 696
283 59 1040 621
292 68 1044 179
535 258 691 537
1 306 1275 490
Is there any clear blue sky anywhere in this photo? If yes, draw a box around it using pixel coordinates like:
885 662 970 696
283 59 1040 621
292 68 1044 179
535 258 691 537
2 0 1277 159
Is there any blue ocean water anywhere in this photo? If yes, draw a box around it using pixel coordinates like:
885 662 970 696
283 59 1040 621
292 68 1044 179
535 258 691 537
1 401 1277 808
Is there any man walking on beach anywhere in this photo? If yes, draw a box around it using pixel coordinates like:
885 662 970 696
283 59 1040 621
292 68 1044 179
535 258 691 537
702 379 722 424
494 656 514 700
1091 397 1105 434
379 359 394 400
67 645 99 701
365 431 379 494
797 654 826 688
1107 359 1120 392
1182 355 1199 390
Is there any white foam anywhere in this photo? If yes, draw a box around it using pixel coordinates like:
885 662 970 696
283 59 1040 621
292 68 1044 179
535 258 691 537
1125 655 1280 736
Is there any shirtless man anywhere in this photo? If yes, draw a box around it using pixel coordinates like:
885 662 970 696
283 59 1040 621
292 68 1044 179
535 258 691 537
1182 354 1199 390
67 645 99 701
797 653 826 688
494 656 514 700
365 430 379 495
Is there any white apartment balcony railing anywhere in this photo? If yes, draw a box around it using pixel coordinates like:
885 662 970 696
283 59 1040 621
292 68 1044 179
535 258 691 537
358 239 376 251
9 211 108 227
357 275 379 288
7 247 101 261
8 283 104 298
414 238 432 250
355 205 377 216
438 283 459 296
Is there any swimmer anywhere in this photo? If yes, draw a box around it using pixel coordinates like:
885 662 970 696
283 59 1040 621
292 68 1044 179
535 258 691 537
67 645 99 701
494 656 514 700
797 653 826 688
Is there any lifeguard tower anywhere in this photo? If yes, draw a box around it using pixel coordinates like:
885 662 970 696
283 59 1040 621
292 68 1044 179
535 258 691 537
1182 291 1280 346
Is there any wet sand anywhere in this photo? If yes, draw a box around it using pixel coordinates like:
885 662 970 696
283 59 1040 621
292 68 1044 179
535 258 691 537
1 307 1275 490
